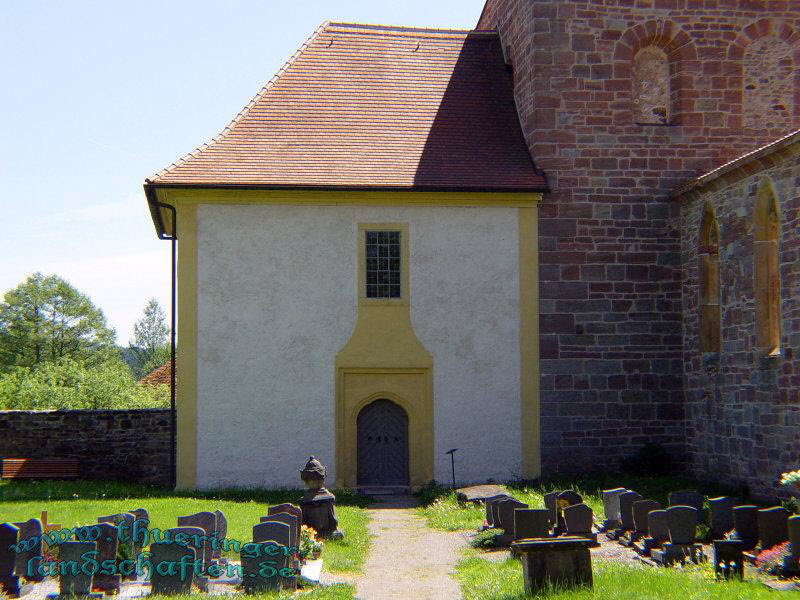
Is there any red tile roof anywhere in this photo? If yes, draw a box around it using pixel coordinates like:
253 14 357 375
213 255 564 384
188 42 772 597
138 362 172 387
146 22 546 192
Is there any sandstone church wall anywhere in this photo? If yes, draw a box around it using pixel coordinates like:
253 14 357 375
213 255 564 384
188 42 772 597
677 151 800 499
478 0 800 477
194 203 524 488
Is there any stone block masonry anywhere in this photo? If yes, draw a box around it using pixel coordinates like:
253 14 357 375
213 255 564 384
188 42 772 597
478 0 800 478
0 410 171 485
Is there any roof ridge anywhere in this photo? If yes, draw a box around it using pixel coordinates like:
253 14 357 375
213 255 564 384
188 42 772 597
326 21 496 34
147 21 331 183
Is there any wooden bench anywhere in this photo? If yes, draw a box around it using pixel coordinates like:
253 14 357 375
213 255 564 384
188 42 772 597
1 458 79 479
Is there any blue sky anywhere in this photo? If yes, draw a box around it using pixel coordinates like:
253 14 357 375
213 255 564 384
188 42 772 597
1 0 486 345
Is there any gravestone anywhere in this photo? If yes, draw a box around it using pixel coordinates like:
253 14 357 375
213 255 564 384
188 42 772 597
632 500 662 537
254 521 291 547
783 516 800 575
177 511 217 571
757 507 789 551
260 513 299 552
708 497 737 541
13 518 43 582
98 512 137 578
543 492 561 529
555 491 582 536
511 538 594 594
732 505 759 551
128 509 149 561
212 510 228 564
495 499 529 543
713 540 744 580
241 542 292 594
513 509 550 541
563 503 597 545
637 509 669 556
149 540 196 595
51 541 102 599
267 505 301 536
0 523 23 598
456 485 507 504
164 526 208 591
91 522 120 594
618 491 643 533
484 494 512 529
668 491 704 517
600 488 627 532
651 506 701 567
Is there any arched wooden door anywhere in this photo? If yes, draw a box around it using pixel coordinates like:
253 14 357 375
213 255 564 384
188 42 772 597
356 399 409 487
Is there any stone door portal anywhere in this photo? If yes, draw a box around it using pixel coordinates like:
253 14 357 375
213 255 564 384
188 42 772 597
356 398 409 487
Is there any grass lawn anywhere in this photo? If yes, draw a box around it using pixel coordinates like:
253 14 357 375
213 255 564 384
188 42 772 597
456 554 800 599
146 584 355 599
416 474 760 532
0 480 371 575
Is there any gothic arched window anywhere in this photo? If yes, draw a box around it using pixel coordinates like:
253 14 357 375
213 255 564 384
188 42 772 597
753 179 781 355
633 46 671 124
699 204 721 353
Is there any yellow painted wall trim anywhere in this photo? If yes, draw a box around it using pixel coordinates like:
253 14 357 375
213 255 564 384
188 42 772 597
519 206 541 479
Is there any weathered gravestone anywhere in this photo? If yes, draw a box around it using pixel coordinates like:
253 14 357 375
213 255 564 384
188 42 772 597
149 540 196 595
260 513 299 552
252 522 296 590
783 516 800 575
543 492 561 529
513 509 550 541
241 542 292 594
91 523 120 594
213 510 228 564
495 499 529 544
164 527 208 591
177 512 217 572
98 512 137 579
732 505 759 551
668 491 704 517
48 541 102 599
511 538 594 594
757 507 789 552
563 503 598 545
652 506 701 566
637 509 669 556
266 506 301 541
129 508 149 560
0 523 24 598
555 491 582 536
484 494 512 529
713 540 744 580
600 488 627 532
708 497 737 541
629 500 661 545
456 485 507 505
13 518 43 582
616 491 643 541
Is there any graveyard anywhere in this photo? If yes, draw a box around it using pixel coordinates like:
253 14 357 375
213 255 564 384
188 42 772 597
1 473 798 599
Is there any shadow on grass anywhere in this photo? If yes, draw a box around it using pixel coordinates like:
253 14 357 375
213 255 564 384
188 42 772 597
0 479 374 507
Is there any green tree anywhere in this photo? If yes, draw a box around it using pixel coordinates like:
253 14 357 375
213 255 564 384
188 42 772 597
128 298 170 379
0 273 116 370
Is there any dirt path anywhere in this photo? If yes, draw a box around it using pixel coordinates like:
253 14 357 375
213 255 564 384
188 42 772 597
349 496 469 600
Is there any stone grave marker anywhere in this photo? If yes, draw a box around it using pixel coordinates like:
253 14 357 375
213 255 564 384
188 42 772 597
757 507 789 552
241 541 292 594
496 498 529 544
543 492 560 529
652 506 701 566
260 513 299 551
637 509 669 556
484 494 512 529
149 540 196 595
732 505 759 551
0 523 23 598
91 522 121 594
164 526 208 591
783 516 800 575
252 522 296 590
600 488 627 532
708 497 737 541
177 511 217 571
212 510 228 564
626 499 660 547
98 512 137 578
512 538 594 594
555 491 582 536
668 491 704 517
456 485 507 504
513 509 550 541
618 491 643 534
50 541 102 599
563 503 598 545
713 540 744 580
12 518 43 582
267 504 301 541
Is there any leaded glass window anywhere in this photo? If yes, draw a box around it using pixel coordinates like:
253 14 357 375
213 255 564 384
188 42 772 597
365 230 401 298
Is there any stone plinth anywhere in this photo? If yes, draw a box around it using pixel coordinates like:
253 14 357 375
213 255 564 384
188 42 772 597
511 537 594 594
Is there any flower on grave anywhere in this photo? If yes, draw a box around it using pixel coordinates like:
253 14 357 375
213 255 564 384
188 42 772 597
298 525 323 559
779 469 800 486
756 542 791 575
72 493 79 498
